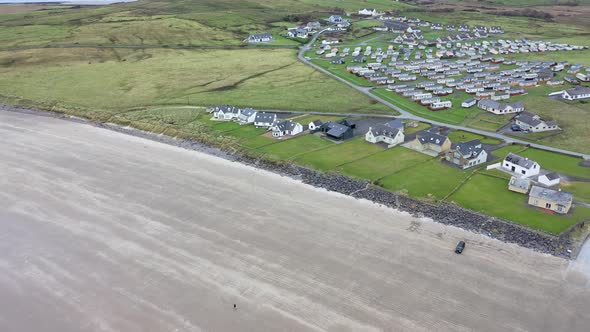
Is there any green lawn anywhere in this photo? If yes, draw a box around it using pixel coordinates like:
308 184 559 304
450 174 590 234
404 122 431 135
337 146 433 181
377 158 473 201
448 130 502 145
559 181 590 204
295 137 384 171
224 125 268 138
490 144 527 159
257 134 334 160
241 135 275 149
519 148 590 180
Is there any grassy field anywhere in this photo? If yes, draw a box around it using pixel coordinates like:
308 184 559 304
258 134 334 160
294 137 384 171
518 148 590 179
450 174 590 234
0 48 391 117
337 146 433 181
447 130 502 145
377 159 474 201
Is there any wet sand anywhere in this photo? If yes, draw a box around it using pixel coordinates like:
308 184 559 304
1 110 589 332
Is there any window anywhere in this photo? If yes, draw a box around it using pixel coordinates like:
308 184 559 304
545 203 552 209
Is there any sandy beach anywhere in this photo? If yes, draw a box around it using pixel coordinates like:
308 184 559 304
1 109 589 331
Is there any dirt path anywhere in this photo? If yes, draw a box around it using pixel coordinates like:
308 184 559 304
1 109 590 331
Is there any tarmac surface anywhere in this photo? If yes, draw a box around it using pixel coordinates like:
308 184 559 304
1 110 590 332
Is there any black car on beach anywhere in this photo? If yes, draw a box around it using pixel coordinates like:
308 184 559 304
455 241 466 254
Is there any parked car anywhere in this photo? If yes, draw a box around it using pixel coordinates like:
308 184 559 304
455 241 466 254
511 124 522 131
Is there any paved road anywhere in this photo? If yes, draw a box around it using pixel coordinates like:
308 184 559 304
2 110 590 331
297 31 590 159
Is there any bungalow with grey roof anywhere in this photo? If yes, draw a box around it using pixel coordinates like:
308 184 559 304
514 111 558 132
445 139 487 169
528 185 573 214
561 87 590 100
477 99 524 114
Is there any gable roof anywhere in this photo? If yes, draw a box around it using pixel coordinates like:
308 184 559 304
515 111 543 127
274 119 300 132
417 130 448 146
455 139 484 158
255 112 277 123
240 107 256 116
370 125 401 139
565 86 590 97
504 153 537 169
326 123 351 138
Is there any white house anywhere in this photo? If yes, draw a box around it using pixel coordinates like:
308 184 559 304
246 33 273 43
538 172 560 187
213 105 241 120
514 111 559 133
287 28 308 39
365 123 405 147
478 99 524 114
271 120 304 137
502 152 540 177
461 98 477 108
561 87 590 101
328 15 346 23
238 108 257 124
445 139 488 169
254 112 278 128
358 8 378 16
308 120 323 131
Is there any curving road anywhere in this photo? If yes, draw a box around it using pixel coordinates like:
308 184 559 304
297 29 590 159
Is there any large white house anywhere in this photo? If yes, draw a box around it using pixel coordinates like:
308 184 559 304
358 8 379 16
445 139 488 169
254 112 278 128
502 152 540 177
478 99 525 114
237 108 257 124
212 105 241 120
271 120 304 138
514 111 559 132
246 33 273 43
561 87 590 101
365 124 405 147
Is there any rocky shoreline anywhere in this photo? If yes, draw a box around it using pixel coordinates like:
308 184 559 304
1 104 583 259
